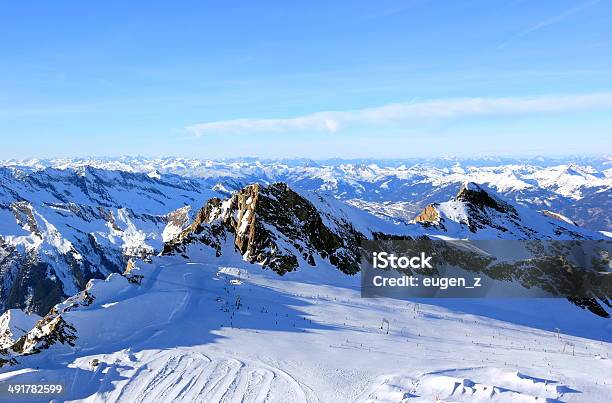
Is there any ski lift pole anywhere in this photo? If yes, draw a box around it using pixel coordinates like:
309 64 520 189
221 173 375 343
381 318 390 334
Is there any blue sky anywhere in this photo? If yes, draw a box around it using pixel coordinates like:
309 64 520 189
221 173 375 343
1 0 611 159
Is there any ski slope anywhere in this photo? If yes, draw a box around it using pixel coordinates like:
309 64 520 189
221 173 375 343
0 254 610 402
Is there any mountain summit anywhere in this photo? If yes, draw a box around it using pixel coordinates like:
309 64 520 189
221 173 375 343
414 182 596 240
163 183 370 275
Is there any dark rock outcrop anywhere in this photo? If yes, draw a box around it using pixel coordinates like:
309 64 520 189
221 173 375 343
164 183 366 274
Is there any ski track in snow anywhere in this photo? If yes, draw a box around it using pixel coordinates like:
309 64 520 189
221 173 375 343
0 261 610 403
62 263 312 403
68 349 309 403
115 268 311 402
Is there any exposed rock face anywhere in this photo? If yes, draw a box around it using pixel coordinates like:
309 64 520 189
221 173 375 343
164 183 366 274
0 233 92 317
0 313 77 367
10 202 41 236
0 309 41 349
162 206 192 242
0 285 94 367
541 210 577 226
455 182 517 213
9 315 77 356
451 183 521 233
414 205 441 226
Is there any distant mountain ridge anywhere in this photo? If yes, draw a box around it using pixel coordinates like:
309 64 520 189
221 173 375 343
3 156 609 231
0 161 609 318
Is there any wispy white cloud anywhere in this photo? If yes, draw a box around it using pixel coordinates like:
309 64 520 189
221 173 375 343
498 0 600 49
186 92 612 136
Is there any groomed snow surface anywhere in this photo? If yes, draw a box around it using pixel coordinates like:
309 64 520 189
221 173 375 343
0 254 610 403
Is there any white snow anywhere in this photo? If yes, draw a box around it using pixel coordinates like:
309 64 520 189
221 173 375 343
0 309 41 349
0 158 610 402
0 255 610 402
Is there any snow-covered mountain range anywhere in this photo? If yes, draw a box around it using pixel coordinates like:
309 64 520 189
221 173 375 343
0 158 610 402
2 159 607 314
3 156 610 232
0 166 220 315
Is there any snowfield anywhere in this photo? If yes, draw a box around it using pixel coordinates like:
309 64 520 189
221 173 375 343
0 252 610 403
0 159 610 402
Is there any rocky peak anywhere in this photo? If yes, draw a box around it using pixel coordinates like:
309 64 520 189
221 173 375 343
454 182 516 214
413 204 441 226
164 183 366 275
411 181 604 240
9 202 41 236
414 183 546 236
